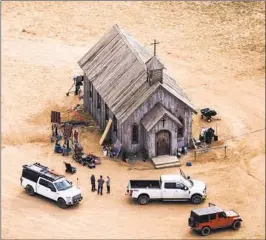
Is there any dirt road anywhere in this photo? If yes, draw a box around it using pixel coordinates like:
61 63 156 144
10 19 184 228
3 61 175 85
1 2 265 239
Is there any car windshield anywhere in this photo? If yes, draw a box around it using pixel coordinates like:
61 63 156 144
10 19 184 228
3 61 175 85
181 177 193 188
188 179 194 187
54 180 72 191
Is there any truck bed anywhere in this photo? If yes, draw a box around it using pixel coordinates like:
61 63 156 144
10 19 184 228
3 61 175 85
129 180 160 189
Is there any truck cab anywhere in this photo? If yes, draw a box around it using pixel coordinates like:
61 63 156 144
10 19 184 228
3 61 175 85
159 174 206 201
127 169 207 205
21 162 82 208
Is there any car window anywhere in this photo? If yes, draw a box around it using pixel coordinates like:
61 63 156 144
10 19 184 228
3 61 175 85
164 182 176 189
190 212 199 221
39 178 48 187
176 183 183 189
209 214 216 220
218 212 226 218
22 169 39 182
199 215 209 223
47 182 56 191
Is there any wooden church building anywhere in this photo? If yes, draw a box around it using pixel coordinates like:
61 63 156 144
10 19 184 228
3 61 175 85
78 24 197 158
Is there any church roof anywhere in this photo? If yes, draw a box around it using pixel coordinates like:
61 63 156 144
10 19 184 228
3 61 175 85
145 56 164 70
141 103 183 132
78 24 197 123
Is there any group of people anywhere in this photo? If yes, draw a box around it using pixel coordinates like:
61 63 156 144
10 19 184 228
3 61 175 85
90 174 110 195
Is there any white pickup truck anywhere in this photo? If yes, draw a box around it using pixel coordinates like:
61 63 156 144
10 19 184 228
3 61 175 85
126 169 207 205
20 162 83 208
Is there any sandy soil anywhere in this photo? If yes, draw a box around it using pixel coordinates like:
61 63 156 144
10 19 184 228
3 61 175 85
1 2 265 239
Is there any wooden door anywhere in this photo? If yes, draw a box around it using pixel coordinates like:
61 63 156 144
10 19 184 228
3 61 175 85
156 130 171 156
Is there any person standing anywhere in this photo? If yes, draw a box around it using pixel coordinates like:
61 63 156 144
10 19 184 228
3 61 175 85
90 174 96 192
97 175 105 195
55 124 58 137
73 129 79 144
62 145 66 156
106 176 111 194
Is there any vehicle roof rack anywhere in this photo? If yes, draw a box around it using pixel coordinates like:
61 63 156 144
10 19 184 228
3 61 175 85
23 162 64 182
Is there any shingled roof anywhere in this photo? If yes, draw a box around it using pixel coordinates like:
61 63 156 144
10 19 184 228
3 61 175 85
78 24 197 123
146 56 164 70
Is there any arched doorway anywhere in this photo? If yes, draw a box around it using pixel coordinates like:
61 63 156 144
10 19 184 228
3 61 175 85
156 130 171 156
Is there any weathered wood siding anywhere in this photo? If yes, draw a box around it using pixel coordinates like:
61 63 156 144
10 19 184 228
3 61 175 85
84 77 122 144
142 125 148 152
83 74 89 112
80 25 197 157
84 76 192 155
149 69 163 84
147 116 178 157
122 86 192 156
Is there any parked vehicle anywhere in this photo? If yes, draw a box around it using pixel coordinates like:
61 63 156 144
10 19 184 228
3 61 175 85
188 203 243 236
126 169 207 205
20 162 83 209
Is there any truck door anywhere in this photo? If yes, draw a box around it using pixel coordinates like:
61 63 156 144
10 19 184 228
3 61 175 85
162 182 177 199
175 183 190 199
216 212 229 228
208 213 218 229
37 178 58 200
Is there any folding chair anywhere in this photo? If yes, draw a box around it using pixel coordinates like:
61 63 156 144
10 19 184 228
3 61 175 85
64 162 76 174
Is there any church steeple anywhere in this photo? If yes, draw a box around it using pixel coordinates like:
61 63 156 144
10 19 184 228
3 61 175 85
146 39 164 85
146 55 164 85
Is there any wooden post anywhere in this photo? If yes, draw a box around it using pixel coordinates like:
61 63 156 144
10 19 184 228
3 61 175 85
224 146 227 159
192 138 197 149
194 150 197 162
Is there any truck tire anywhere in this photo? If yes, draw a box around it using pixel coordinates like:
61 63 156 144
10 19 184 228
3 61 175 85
25 185 35 196
201 226 211 236
232 220 241 230
138 195 150 205
191 194 202 204
57 198 67 209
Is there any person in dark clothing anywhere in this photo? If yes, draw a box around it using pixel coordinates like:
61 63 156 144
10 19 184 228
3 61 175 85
90 174 96 192
55 125 58 136
74 130 79 143
121 150 127 162
106 176 111 194
62 145 66 156
97 175 105 195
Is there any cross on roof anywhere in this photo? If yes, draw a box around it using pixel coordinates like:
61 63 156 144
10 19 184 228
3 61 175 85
161 117 166 127
151 39 160 56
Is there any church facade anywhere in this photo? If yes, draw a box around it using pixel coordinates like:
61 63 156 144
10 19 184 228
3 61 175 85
78 24 197 158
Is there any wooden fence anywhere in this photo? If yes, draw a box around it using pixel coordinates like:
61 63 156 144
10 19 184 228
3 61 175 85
193 145 227 162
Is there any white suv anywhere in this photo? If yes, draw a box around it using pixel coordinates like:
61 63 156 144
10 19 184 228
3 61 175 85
20 162 83 208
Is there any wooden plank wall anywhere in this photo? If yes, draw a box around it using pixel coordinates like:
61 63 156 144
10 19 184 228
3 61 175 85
148 116 178 157
122 87 192 155
84 73 192 155
84 76 121 144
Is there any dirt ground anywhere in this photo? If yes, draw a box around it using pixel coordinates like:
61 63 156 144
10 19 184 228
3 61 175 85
1 1 265 239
